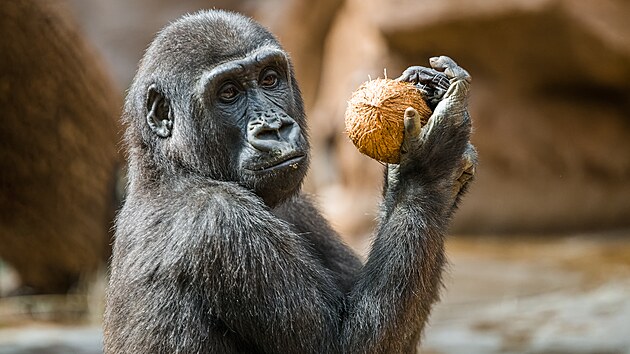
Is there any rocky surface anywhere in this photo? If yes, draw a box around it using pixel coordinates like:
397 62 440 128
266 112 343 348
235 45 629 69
423 233 630 353
0 326 101 354
2 233 630 353
62 0 630 238
309 0 630 237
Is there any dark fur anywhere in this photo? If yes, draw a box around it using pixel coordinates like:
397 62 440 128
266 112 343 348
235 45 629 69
104 10 474 354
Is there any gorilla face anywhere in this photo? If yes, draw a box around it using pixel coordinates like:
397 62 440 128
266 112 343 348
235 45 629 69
126 12 309 207
201 46 310 206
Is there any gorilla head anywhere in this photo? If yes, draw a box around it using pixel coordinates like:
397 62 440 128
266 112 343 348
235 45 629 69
123 10 309 207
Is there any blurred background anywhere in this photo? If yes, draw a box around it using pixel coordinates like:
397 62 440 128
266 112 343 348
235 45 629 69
1 0 629 353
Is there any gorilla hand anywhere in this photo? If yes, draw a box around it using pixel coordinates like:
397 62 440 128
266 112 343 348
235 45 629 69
385 56 477 213
397 64 450 110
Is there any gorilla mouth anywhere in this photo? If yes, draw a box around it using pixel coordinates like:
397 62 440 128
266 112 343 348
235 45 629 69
247 153 306 172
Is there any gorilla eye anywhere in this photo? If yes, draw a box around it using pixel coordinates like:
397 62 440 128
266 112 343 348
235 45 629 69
260 70 279 88
218 83 239 103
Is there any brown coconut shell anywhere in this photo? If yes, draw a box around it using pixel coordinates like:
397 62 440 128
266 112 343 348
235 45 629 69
344 78 432 164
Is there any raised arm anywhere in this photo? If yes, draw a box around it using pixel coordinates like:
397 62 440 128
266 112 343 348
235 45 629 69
106 182 347 354
235 56 476 353
343 56 476 352
272 194 362 293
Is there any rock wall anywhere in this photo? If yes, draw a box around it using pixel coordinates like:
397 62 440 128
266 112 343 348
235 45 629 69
310 0 630 236
65 0 630 238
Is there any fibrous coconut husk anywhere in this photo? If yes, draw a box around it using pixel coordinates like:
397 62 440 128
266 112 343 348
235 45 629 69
344 78 432 164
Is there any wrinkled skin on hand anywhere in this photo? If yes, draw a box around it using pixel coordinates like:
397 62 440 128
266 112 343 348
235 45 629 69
384 56 477 215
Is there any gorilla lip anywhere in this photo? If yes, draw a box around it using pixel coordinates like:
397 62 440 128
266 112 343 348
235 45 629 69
248 154 305 172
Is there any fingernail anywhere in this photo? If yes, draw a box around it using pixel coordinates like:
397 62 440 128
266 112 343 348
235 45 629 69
404 107 416 117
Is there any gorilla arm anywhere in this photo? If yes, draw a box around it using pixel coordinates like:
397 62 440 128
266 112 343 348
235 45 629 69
192 185 347 354
228 57 470 353
340 56 474 353
272 195 363 294
106 180 345 354
214 57 472 353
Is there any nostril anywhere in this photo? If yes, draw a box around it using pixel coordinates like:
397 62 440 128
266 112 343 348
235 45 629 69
256 129 280 141
248 125 283 152
247 112 302 152
278 120 296 136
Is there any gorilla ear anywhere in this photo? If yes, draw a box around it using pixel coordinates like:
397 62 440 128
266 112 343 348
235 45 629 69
146 84 173 138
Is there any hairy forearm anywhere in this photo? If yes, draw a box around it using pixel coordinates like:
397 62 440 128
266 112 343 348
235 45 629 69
342 187 451 353
273 194 362 293
340 57 473 353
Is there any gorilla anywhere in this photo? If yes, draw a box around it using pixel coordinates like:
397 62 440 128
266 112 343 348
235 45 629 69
104 9 476 354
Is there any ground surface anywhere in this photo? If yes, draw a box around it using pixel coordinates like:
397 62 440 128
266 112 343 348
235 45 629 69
423 232 630 354
1 232 629 354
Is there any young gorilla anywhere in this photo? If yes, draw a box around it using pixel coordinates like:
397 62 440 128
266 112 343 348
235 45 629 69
104 10 476 354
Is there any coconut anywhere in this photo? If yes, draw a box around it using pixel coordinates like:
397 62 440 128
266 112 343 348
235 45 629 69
344 78 432 164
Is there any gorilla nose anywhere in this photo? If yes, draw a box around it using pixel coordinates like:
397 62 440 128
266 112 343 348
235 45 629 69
247 111 301 152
